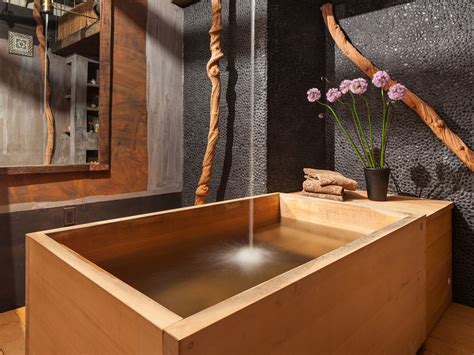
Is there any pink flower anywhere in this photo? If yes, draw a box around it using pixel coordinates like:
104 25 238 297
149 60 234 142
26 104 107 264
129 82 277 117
388 83 407 101
372 71 391 88
349 78 368 95
326 88 342 103
307 88 321 102
339 80 352 94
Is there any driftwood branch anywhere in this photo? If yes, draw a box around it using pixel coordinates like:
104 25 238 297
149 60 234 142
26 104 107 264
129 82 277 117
195 0 224 205
33 0 55 165
321 3 474 171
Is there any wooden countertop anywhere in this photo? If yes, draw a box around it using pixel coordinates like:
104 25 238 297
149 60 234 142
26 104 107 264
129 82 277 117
294 191 453 220
343 191 453 220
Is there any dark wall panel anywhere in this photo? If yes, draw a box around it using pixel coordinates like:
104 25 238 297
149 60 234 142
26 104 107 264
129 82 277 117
328 0 473 305
0 193 181 312
267 0 327 193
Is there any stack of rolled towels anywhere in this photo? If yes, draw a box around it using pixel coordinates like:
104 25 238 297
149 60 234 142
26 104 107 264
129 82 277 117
302 168 358 201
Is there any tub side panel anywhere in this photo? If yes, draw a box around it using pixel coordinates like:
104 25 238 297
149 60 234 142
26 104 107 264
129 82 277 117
425 210 452 334
26 235 166 355
165 217 427 355
49 194 280 264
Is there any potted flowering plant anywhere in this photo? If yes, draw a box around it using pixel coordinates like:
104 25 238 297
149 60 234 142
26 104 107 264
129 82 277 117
307 71 407 201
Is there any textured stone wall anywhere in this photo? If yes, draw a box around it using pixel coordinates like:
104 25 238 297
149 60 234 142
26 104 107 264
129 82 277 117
0 193 181 312
267 0 327 193
329 0 473 305
183 0 267 205
183 0 328 205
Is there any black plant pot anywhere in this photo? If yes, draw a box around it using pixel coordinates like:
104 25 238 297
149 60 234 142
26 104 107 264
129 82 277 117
364 168 391 201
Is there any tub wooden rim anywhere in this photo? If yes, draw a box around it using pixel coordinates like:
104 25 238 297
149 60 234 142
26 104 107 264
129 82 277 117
26 192 425 346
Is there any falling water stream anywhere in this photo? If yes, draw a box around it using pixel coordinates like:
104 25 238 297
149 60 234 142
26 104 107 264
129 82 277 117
248 0 256 249
236 0 258 264
44 13 49 131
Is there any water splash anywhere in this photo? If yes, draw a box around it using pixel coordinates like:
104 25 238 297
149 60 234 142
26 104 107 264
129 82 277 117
211 243 276 273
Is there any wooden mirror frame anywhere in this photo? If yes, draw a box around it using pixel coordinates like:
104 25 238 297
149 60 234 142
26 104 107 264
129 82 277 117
0 0 112 176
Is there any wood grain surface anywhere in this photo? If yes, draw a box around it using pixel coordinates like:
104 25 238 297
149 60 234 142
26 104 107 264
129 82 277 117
26 193 426 354
0 308 25 355
0 0 149 206
147 0 184 194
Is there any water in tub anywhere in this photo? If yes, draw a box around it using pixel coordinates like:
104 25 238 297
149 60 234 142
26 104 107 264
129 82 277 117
98 219 361 318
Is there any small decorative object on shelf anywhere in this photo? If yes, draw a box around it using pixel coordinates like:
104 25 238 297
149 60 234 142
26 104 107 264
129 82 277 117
307 71 407 201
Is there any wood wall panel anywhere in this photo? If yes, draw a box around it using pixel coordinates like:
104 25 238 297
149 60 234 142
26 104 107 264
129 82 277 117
0 0 149 207
147 0 184 194
0 39 71 167
425 214 453 334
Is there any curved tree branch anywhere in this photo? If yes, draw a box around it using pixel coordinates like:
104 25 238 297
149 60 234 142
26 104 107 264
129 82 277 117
321 3 473 171
195 0 224 205
33 0 55 165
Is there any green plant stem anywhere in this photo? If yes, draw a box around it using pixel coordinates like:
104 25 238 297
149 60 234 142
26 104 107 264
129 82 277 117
351 94 373 166
381 103 393 166
348 106 370 165
343 103 369 166
380 89 387 167
349 93 375 168
363 96 375 167
319 102 366 168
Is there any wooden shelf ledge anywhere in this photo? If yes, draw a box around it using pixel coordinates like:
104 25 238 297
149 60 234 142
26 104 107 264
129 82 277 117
52 21 100 57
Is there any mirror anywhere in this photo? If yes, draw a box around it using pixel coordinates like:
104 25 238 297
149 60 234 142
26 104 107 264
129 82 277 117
0 0 111 174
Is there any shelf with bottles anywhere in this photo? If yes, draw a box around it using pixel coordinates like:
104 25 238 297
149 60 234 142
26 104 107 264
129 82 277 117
87 112 100 134
87 80 99 113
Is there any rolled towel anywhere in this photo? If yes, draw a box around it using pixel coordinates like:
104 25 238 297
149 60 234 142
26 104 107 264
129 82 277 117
303 179 344 196
303 168 358 191
302 191 344 202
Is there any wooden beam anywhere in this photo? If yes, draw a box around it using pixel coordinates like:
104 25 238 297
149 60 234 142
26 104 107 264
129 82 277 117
33 0 55 165
195 0 224 205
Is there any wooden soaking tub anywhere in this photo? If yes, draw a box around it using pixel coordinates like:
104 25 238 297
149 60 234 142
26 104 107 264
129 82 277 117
26 193 427 354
